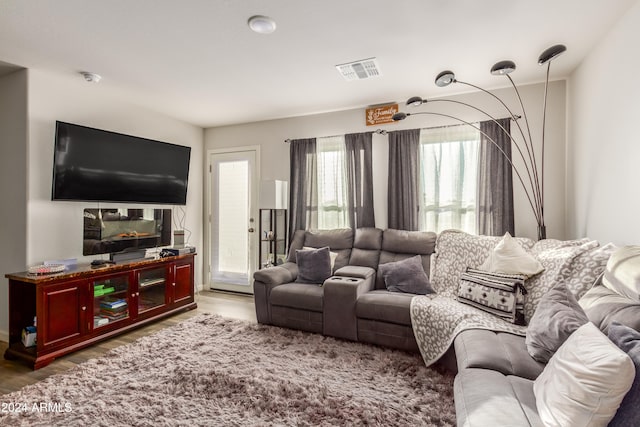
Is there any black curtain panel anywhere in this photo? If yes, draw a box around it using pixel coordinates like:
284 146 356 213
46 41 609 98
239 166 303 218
345 132 375 229
288 138 317 240
476 118 515 236
388 129 420 231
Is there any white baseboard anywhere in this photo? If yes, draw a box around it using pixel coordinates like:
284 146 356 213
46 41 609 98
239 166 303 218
0 328 8 343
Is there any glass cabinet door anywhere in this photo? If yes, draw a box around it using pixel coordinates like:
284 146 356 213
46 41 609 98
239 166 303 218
92 274 130 329
137 267 168 314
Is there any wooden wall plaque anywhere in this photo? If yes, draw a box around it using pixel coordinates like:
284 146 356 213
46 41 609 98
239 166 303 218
365 103 398 126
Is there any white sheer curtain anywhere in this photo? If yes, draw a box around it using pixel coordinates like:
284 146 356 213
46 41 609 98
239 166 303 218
316 136 349 229
419 124 480 234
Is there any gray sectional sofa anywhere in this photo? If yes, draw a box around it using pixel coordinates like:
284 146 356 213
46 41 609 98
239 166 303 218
253 228 640 426
253 227 436 352
454 276 640 426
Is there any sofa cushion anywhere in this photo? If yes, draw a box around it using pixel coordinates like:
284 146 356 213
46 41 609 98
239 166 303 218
478 232 543 277
454 368 543 427
602 245 640 301
534 322 635 427
381 229 436 255
579 282 640 334
270 283 324 312
454 329 545 380
286 228 354 269
607 322 640 427
525 282 589 363
379 255 434 295
296 247 332 284
355 290 413 325
303 246 338 272
376 229 436 290
349 227 383 269
431 230 535 299
523 239 614 324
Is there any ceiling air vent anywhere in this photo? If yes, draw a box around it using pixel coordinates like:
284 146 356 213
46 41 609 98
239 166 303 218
336 58 381 81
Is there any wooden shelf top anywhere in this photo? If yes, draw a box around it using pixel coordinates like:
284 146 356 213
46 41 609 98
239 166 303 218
5 253 196 284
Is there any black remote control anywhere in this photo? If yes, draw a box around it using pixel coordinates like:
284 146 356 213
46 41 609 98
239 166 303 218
91 260 114 266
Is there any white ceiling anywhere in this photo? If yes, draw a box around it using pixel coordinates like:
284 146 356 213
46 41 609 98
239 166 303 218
0 0 636 128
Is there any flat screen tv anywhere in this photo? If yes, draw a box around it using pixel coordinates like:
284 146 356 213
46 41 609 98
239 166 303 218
52 121 191 204
83 208 171 256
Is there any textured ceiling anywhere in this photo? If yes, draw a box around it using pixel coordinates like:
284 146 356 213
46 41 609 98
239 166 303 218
0 0 636 127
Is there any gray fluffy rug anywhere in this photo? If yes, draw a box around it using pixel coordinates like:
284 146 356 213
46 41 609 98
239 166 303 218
0 314 456 426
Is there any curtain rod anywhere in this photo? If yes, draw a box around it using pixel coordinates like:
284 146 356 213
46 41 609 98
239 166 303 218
284 129 388 143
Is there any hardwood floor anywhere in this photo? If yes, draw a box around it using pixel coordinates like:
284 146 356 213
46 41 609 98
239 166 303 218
0 290 256 395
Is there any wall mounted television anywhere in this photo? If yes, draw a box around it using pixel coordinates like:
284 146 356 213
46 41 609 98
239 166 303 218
52 121 191 204
83 208 171 256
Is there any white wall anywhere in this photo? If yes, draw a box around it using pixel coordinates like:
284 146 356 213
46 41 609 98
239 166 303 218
205 80 566 241
0 69 28 341
26 69 204 286
567 1 640 245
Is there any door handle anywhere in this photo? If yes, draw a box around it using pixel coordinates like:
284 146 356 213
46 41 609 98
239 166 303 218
248 228 255 233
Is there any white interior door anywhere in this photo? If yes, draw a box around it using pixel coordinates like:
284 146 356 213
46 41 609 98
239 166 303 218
209 149 258 294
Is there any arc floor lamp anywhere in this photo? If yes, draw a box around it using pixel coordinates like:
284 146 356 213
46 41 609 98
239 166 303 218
393 44 567 240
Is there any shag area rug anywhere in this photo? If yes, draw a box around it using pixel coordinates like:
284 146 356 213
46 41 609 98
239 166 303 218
0 314 456 426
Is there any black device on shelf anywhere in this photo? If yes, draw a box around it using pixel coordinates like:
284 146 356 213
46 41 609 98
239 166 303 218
52 121 191 205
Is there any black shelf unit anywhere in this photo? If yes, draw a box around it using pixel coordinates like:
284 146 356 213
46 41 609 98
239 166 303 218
259 209 288 269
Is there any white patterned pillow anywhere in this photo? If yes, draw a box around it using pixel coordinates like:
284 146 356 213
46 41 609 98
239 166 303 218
431 230 535 298
457 268 527 324
479 232 544 277
523 240 615 324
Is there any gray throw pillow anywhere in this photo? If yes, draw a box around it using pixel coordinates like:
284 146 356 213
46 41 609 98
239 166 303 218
608 322 640 427
295 246 332 284
525 282 589 363
379 255 434 295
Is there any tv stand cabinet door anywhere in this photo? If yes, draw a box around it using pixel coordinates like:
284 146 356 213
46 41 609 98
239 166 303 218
171 259 194 305
39 280 89 350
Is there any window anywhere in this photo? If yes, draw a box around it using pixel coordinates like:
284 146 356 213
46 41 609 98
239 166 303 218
419 124 480 234
316 136 348 229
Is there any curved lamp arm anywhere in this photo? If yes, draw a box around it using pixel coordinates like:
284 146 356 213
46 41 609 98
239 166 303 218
422 98 541 213
393 111 542 226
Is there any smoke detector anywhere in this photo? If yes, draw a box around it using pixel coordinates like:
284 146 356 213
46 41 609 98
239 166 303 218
248 15 277 34
335 58 381 81
80 71 102 83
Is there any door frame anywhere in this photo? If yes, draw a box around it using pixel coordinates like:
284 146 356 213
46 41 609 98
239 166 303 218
205 146 261 293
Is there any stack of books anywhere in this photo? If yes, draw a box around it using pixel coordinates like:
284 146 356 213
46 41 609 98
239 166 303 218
93 316 109 328
99 297 128 321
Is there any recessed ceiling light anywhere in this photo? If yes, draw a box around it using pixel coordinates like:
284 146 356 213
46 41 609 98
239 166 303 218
80 71 102 83
248 15 276 34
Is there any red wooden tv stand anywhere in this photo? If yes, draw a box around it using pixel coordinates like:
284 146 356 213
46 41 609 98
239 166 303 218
4 254 197 369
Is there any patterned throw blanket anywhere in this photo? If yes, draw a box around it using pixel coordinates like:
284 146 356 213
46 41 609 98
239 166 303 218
411 295 526 366
409 230 615 367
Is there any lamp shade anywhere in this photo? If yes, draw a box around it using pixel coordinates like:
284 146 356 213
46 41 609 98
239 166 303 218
259 180 288 209
406 96 425 107
490 60 516 75
538 44 567 65
435 70 456 87
392 112 408 121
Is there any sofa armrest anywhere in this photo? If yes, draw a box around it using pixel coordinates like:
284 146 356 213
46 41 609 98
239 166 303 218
333 265 376 280
253 262 298 285
253 262 298 325
323 270 375 341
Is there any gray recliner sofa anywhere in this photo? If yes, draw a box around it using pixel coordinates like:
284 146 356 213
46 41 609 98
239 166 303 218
253 227 436 352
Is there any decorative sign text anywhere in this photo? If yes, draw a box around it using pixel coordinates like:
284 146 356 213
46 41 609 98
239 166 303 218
365 104 398 126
